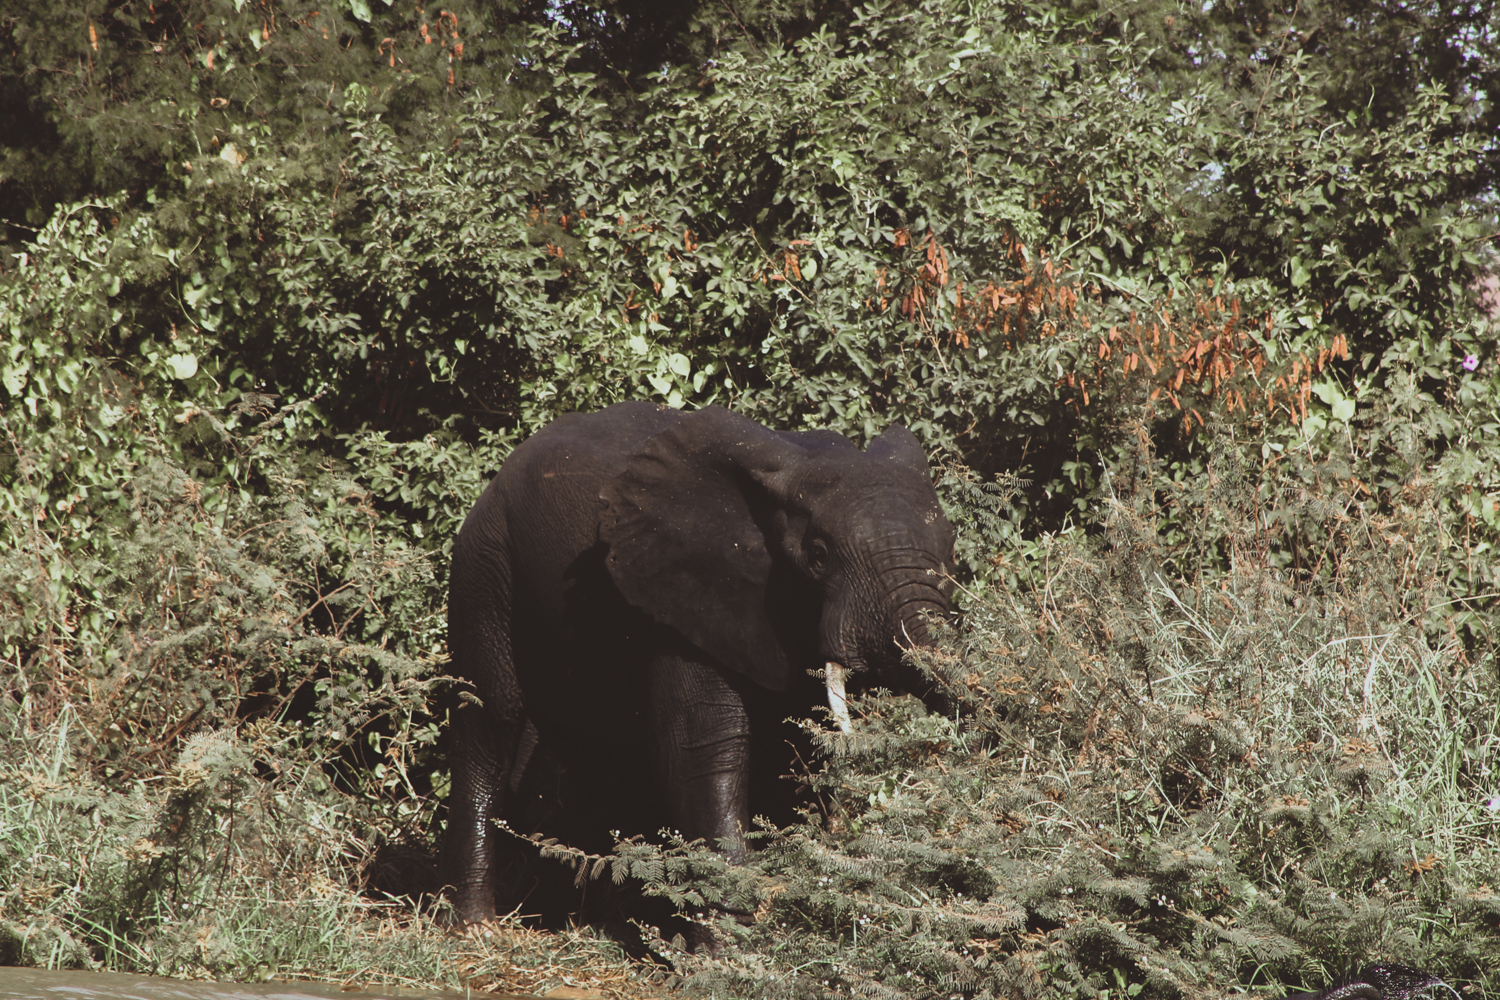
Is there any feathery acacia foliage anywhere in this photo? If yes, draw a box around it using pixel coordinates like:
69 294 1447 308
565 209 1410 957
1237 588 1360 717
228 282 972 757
556 449 1500 998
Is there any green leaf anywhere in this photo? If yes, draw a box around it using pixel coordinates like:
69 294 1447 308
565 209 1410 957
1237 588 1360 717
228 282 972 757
1289 258 1311 289
166 353 199 380
348 0 372 21
2 362 27 396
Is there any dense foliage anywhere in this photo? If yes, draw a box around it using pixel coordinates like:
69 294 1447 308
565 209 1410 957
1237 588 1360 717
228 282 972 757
1 0 1497 995
571 450 1500 998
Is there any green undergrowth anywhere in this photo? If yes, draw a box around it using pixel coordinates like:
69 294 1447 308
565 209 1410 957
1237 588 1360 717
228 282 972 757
0 709 653 994
3 430 1496 999
539 451 1500 1000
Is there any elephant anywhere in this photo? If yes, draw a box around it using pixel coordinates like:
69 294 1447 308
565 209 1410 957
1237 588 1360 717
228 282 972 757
438 401 956 924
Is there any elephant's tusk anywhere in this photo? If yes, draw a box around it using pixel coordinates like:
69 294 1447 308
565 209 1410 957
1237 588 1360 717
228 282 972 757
825 661 853 733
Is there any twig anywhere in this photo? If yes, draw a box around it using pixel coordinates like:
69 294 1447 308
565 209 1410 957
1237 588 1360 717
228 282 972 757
1252 0 1302 133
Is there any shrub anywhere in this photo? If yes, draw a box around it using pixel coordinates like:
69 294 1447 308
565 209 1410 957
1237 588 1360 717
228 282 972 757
551 440 1500 998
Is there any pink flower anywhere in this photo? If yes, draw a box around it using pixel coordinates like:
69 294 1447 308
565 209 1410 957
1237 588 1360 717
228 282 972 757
1462 355 1480 371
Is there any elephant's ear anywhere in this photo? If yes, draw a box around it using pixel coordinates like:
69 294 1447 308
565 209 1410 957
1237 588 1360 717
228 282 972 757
600 406 805 691
866 424 932 471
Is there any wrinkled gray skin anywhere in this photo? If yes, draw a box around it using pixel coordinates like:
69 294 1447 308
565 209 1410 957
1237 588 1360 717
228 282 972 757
439 402 955 924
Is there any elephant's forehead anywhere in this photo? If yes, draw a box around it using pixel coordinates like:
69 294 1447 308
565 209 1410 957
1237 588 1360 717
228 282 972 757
794 460 944 516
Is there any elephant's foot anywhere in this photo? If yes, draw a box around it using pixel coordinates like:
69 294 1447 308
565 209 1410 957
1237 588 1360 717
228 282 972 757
431 870 499 928
437 897 499 929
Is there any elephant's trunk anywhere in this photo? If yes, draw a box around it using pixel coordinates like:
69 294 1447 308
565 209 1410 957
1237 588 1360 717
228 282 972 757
893 590 948 647
878 551 952 712
875 547 950 648
821 543 951 730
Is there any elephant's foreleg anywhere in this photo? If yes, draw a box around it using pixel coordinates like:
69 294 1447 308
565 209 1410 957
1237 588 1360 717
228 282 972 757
648 653 752 861
438 700 511 923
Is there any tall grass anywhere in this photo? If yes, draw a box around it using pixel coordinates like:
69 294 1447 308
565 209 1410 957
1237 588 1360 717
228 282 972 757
0 709 646 995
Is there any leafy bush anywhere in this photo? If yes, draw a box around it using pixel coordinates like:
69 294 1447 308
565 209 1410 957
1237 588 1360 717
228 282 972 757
560 446 1500 998
7 0 1495 581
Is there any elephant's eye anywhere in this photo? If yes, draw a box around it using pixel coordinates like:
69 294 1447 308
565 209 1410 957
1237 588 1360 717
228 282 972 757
807 537 830 573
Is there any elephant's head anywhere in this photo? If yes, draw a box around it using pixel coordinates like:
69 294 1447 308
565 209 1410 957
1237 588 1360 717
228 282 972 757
600 406 955 727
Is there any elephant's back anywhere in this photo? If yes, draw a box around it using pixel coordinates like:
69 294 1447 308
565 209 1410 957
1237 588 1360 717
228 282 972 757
526 401 687 464
459 403 682 535
497 401 685 514
459 402 687 617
